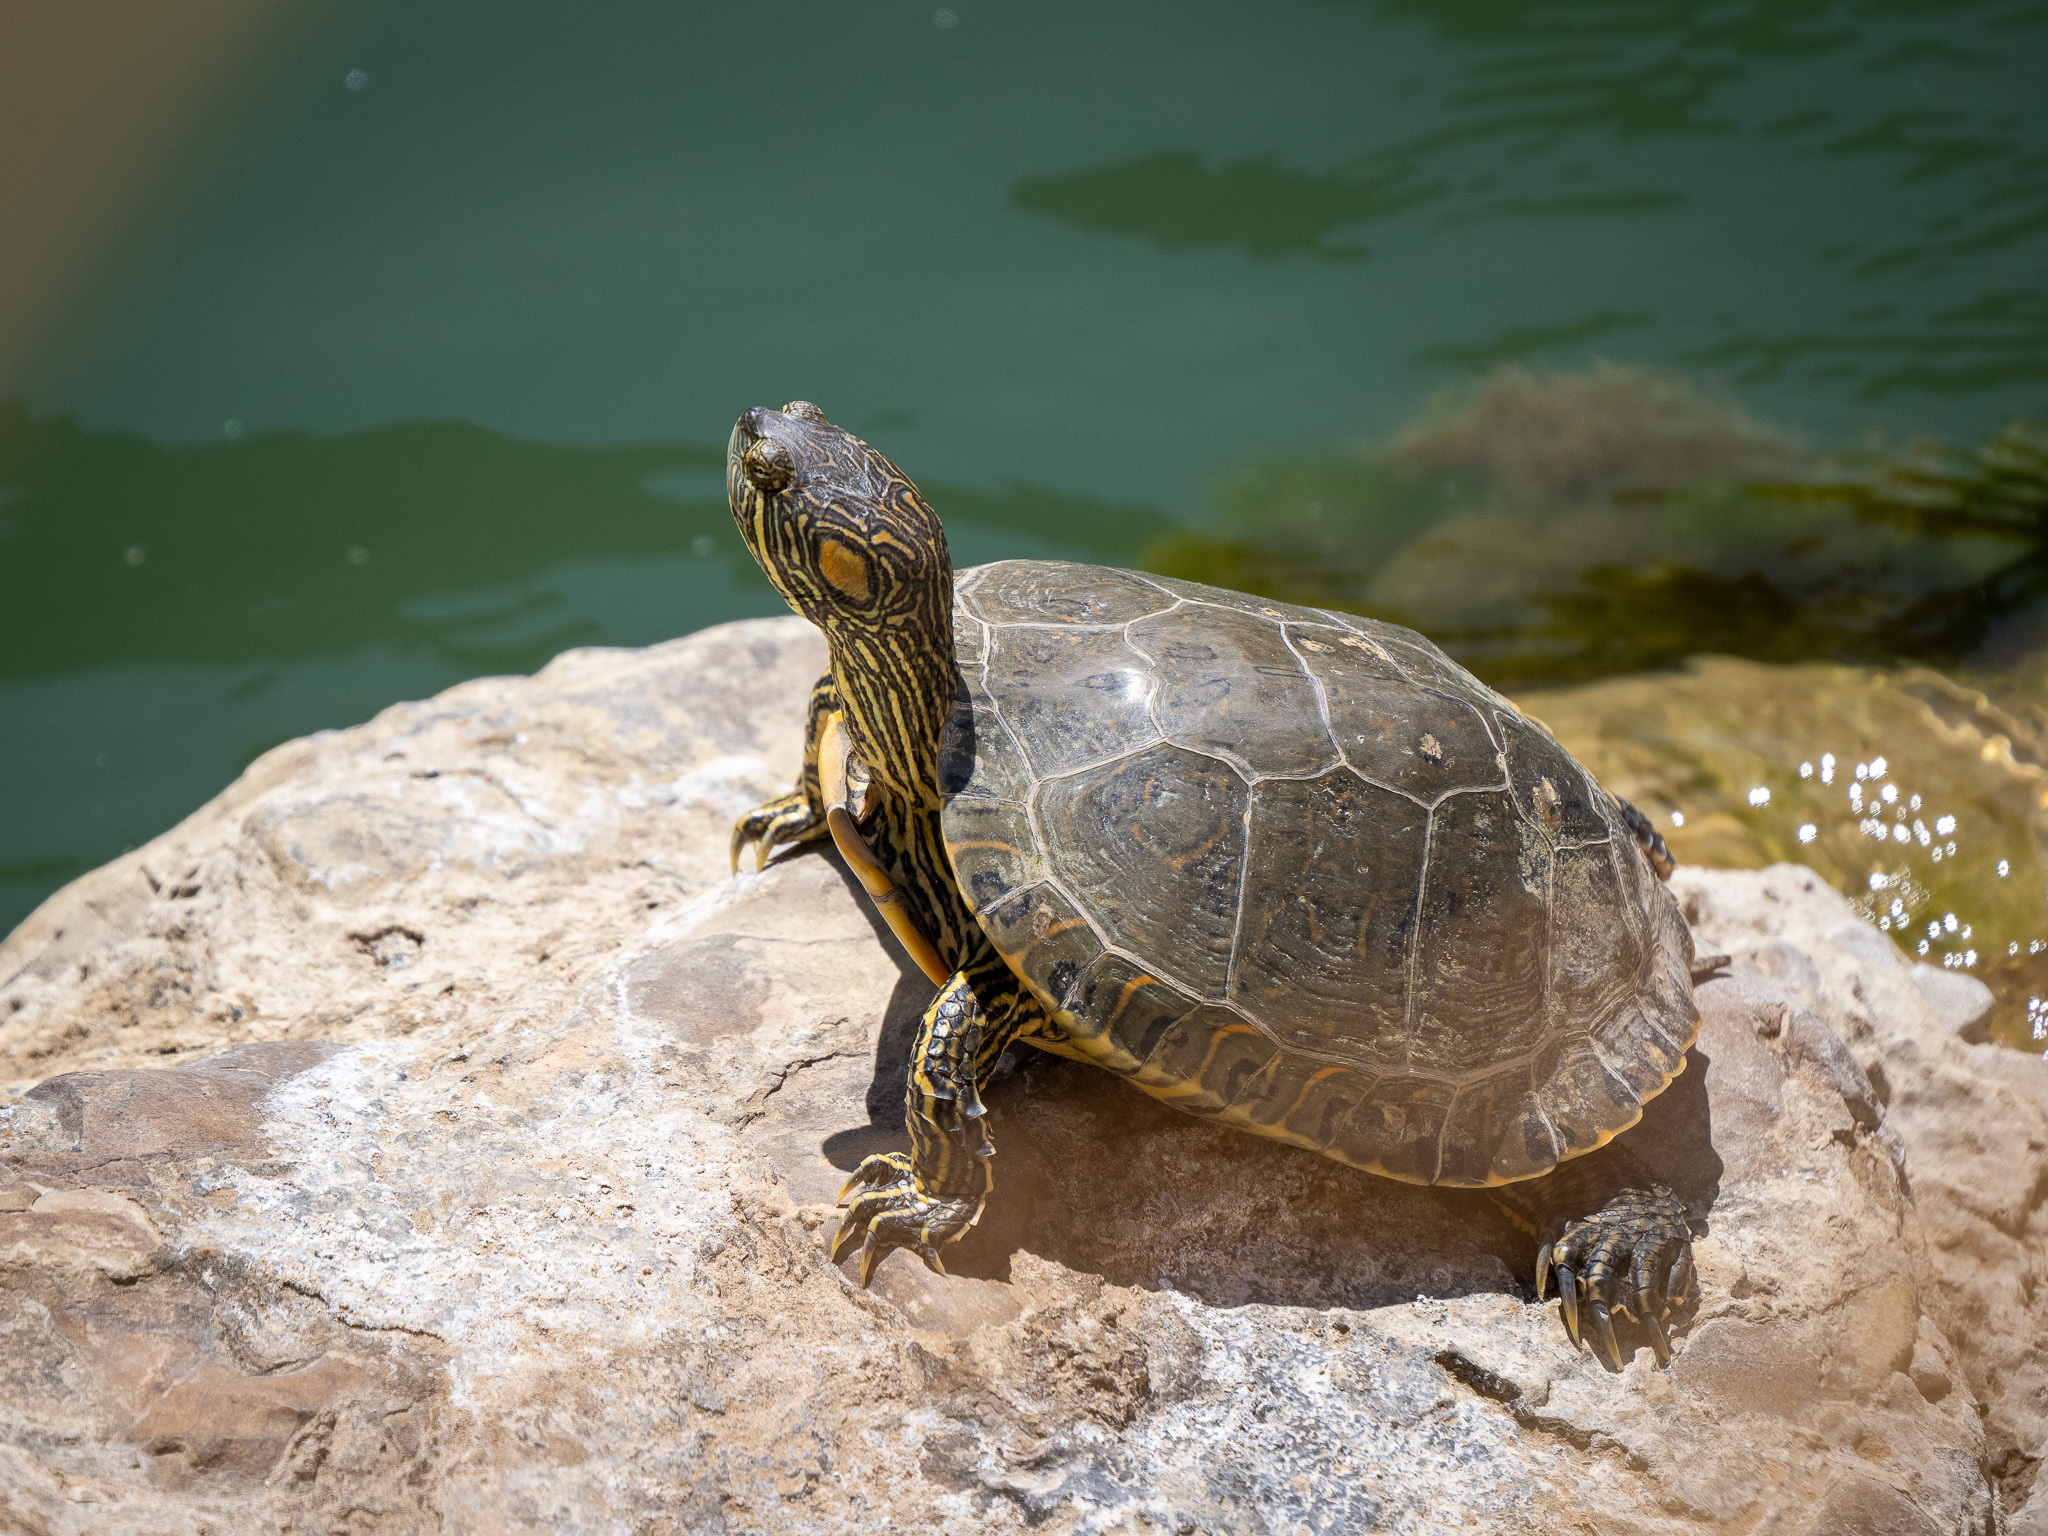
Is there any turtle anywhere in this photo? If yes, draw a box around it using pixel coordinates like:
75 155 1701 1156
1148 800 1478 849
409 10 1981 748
726 400 1715 1371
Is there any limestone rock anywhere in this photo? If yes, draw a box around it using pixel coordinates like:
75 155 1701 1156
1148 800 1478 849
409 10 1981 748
1911 965 1998 1044
1 616 2042 1533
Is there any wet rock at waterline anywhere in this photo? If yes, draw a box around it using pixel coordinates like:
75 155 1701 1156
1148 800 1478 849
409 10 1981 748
2 616 2043 1533
1523 655 2048 1054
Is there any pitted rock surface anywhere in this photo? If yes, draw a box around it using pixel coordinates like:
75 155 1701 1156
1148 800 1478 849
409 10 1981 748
1 616 2042 1534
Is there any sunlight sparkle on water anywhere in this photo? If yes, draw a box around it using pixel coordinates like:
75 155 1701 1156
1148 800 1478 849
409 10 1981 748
1721 732 2045 1040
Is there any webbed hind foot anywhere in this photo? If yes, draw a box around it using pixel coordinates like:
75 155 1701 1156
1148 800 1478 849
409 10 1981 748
1534 1185 1695 1371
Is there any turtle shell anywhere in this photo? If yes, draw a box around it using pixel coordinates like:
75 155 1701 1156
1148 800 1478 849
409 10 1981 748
938 560 1698 1188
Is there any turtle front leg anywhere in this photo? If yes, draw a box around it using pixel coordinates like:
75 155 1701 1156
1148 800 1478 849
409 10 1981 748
732 672 838 872
1493 1144 1696 1372
832 951 1043 1285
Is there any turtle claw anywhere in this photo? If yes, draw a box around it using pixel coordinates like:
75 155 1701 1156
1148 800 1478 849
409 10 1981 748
1642 1309 1673 1367
1689 953 1732 984
1668 1249 1696 1307
1556 1263 1582 1346
837 1151 912 1206
826 1152 982 1287
1588 1302 1623 1372
829 1216 861 1267
730 791 829 874
1540 1184 1693 1371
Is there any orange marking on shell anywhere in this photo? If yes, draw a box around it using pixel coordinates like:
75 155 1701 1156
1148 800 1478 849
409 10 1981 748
1194 1020 1263 1081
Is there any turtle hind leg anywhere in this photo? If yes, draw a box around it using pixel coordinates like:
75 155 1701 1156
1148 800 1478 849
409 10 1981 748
832 951 1043 1285
1609 797 1732 982
1616 797 1676 881
1493 1144 1696 1372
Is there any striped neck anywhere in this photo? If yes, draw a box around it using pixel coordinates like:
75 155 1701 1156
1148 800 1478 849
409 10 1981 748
824 567 956 813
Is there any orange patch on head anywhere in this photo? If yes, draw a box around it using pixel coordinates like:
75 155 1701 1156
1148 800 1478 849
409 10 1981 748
818 538 871 600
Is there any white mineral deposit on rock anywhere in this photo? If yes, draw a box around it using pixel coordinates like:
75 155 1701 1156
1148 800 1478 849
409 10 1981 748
1 616 2043 1534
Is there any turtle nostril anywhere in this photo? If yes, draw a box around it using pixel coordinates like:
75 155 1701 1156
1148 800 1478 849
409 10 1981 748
742 406 778 438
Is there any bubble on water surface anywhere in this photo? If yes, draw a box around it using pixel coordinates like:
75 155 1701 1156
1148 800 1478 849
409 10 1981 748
932 8 957 26
123 546 145 567
345 70 368 91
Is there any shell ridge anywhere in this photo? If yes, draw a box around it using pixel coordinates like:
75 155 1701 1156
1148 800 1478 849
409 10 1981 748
1038 871 1119 955
1539 833 1560 1026
1119 608 1175 748
1222 766 1260 999
978 620 1134 634
1312 1072 1377 1156
1277 624 1347 775
1220 1047 1289 1117
1120 569 1187 600
1315 610 1411 680
1403 805 1436 1060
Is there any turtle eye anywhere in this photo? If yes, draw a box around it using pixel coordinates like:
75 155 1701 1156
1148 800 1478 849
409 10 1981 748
782 400 828 425
742 437 795 494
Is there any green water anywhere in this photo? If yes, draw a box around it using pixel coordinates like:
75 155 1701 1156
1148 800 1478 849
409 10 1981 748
3 0 2046 936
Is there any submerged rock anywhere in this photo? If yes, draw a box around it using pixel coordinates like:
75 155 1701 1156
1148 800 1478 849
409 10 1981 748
2 617 2044 1533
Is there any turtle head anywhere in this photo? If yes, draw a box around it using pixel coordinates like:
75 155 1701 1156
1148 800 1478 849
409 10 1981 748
727 401 951 638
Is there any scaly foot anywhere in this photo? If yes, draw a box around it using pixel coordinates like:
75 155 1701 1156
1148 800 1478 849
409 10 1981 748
1535 1185 1695 1371
830 1152 984 1286
730 790 829 873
